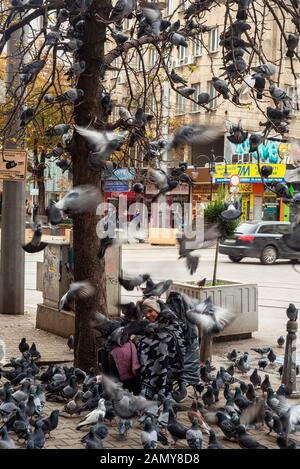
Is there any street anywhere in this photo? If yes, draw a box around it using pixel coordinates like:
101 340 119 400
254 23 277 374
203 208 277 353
24 244 300 349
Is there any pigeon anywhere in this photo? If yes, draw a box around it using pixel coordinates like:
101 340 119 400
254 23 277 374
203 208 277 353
102 376 155 419
0 427 16 450
45 26 61 46
109 0 134 24
237 425 268 449
168 32 188 47
118 419 132 439
178 87 196 98
57 89 84 103
142 278 173 298
20 107 35 127
140 417 158 449
212 77 230 99
286 33 299 58
277 336 285 348
81 415 109 444
45 124 71 137
227 350 238 362
250 369 261 389
59 282 95 311
226 121 248 145
207 430 224 449
67 335 75 351
84 427 103 449
76 399 106 430
202 386 215 408
220 201 242 221
29 343 41 360
141 3 162 36
252 63 277 78
258 359 270 371
251 347 271 357
236 355 251 374
277 436 300 450
216 412 238 441
27 420 46 450
167 408 188 446
197 93 211 105
186 420 203 449
18 338 30 355
185 297 237 335
75 127 125 160
168 125 221 151
267 349 277 364
249 133 264 153
54 185 101 217
22 221 48 254
170 70 188 86
20 60 45 85
287 304 298 322
118 274 150 291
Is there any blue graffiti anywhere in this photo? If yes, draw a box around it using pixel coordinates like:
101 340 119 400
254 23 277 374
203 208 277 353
236 138 281 164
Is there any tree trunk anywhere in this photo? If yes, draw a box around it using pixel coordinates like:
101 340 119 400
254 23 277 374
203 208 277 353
37 179 46 216
71 1 111 371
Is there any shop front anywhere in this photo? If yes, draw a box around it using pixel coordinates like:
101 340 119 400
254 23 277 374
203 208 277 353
145 183 190 245
214 163 288 222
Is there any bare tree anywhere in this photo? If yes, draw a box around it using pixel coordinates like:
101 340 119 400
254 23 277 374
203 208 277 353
0 0 299 370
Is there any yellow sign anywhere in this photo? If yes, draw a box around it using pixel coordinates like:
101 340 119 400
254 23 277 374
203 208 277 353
215 164 286 183
240 184 252 193
0 149 28 181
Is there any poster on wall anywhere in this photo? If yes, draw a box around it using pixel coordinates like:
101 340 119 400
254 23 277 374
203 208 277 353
224 135 292 165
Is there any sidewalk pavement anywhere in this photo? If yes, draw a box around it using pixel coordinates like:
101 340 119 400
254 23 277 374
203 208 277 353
1 308 300 449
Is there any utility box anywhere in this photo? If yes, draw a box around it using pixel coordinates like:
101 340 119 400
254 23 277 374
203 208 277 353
36 238 74 338
36 238 122 338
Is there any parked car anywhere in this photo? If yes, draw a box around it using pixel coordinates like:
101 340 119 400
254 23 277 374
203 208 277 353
219 221 300 265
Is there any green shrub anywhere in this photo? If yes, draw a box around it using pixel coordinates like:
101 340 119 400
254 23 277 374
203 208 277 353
204 187 240 239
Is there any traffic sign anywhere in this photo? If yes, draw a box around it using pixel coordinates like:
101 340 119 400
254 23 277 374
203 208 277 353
0 149 28 181
230 174 240 187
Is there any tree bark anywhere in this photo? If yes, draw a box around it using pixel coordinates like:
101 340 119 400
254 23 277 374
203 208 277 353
71 1 112 371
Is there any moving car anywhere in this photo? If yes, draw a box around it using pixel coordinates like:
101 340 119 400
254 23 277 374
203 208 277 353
219 221 300 265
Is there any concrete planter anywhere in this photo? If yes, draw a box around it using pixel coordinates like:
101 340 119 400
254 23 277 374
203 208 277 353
170 280 259 340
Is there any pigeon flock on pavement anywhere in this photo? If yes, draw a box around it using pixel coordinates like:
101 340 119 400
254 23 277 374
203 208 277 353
2 0 300 452
1 331 300 450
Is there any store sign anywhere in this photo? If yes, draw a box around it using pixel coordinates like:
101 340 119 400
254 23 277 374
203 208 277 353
235 137 291 165
240 184 252 193
104 181 129 192
103 168 136 181
0 149 28 181
215 164 286 183
146 184 190 196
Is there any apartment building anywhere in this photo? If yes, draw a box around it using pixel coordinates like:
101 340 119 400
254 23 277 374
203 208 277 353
105 0 300 222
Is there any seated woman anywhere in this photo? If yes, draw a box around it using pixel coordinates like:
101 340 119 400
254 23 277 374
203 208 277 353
138 298 186 400
98 323 141 394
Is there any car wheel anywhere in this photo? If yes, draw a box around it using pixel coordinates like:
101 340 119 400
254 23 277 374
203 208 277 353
229 255 243 263
260 246 278 265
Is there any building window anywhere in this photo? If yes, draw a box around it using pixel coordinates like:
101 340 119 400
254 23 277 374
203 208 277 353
191 83 201 113
209 28 219 53
194 36 203 57
167 0 174 16
124 18 131 31
178 45 188 63
207 81 218 109
286 85 299 111
176 91 185 115
150 48 158 67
